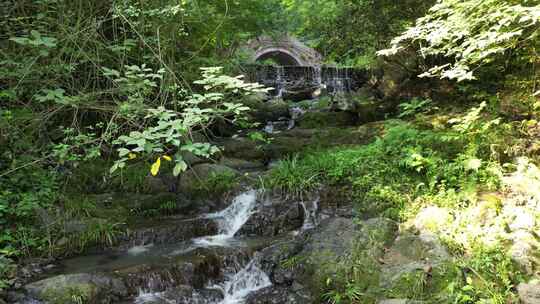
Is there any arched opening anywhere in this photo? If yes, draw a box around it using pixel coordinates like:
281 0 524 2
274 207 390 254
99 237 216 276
254 49 302 66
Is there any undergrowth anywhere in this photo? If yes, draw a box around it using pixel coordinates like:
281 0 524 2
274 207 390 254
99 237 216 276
267 103 530 302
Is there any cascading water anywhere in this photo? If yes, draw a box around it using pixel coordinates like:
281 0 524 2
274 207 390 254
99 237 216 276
136 189 271 304
217 259 271 304
194 190 258 247
134 291 174 304
300 197 319 231
313 66 322 87
275 66 285 98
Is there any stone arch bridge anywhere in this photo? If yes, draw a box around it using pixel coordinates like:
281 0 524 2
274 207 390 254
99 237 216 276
246 35 323 66
243 36 367 99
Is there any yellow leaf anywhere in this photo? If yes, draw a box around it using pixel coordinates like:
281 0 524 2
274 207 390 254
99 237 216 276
162 155 172 161
128 153 137 160
150 158 161 176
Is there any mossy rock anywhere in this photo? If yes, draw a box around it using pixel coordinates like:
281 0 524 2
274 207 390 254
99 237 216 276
379 233 455 301
243 95 290 122
220 137 267 161
25 273 127 304
297 111 357 129
381 262 459 301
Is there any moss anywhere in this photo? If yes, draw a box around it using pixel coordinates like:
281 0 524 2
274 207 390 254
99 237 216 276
382 263 460 302
179 166 241 200
42 283 98 304
67 160 150 194
298 111 357 128
189 171 240 198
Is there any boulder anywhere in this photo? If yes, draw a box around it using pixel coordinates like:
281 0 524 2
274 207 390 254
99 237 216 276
356 218 399 259
379 233 454 299
24 273 127 304
518 282 540 304
219 137 267 161
508 230 540 275
243 95 290 123
245 286 313 304
257 239 305 286
239 196 304 237
118 217 218 249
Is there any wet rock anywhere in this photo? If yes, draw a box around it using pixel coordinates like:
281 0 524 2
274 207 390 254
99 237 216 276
134 287 194 304
245 286 313 304
119 218 218 248
193 288 223 303
517 282 540 304
24 273 127 304
257 239 305 285
118 247 249 295
63 220 90 234
239 196 304 237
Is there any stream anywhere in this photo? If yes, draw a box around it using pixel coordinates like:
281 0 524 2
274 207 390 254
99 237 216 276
26 188 320 304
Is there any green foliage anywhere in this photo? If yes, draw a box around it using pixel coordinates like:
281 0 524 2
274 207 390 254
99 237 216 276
268 104 509 219
282 0 434 65
191 171 240 198
380 0 540 83
0 165 59 258
447 246 522 303
0 255 16 293
111 67 268 177
398 98 434 118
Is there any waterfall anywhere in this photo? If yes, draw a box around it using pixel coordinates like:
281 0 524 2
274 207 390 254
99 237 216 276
300 197 319 231
217 259 271 304
194 190 258 247
313 66 322 87
275 66 285 98
134 291 174 304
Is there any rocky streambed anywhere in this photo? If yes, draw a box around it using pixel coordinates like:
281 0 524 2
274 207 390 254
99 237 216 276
8 180 462 304
5 102 488 304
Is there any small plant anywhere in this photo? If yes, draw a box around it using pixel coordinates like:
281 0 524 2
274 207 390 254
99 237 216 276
322 281 364 304
398 98 433 118
110 67 269 178
192 171 240 197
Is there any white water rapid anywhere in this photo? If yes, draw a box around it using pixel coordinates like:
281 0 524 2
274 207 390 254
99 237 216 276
300 197 319 231
194 190 258 247
135 190 272 304
217 259 272 304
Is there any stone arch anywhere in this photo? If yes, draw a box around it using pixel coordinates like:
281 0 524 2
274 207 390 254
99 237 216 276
254 48 303 66
245 35 322 66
